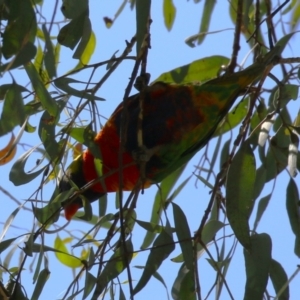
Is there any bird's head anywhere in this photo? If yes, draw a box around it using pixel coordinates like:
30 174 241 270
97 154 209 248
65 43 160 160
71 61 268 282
59 155 103 220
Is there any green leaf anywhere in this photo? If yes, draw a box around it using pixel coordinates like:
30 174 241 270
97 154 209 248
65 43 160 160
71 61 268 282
64 124 97 148
83 272 97 300
57 13 85 49
196 220 225 253
9 147 47 185
38 99 67 161
206 257 231 271
206 133 221 182
5 280 28 300
38 114 59 162
136 219 165 233
0 238 18 254
269 259 289 300
163 0 176 31
230 0 265 49
32 247 44 283
274 84 299 109
286 178 300 257
253 165 266 200
135 0 151 54
31 268 50 300
291 2 300 29
171 264 196 300
73 219 112 248
32 0 43 5
0 42 37 73
42 24 57 78
33 199 61 225
282 0 298 15
73 16 92 59
23 99 45 116
214 241 235 299
54 235 84 268
2 0 37 59
119 285 126 300
168 176 191 201
153 56 229 84
134 226 175 295
253 194 272 232
213 99 248 137
61 0 89 19
73 31 96 69
263 144 288 182
0 206 24 243
0 84 28 100
273 108 292 134
24 62 59 118
197 0 216 45
219 139 231 169
93 239 133 297
172 220 224 262
172 203 194 271
226 141 256 249
194 174 214 190
141 164 186 249
243 233 272 300
54 77 105 101
152 271 169 297
0 83 26 136
272 32 297 57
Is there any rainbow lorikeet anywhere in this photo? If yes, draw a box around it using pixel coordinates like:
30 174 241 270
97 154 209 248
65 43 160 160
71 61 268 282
59 57 273 220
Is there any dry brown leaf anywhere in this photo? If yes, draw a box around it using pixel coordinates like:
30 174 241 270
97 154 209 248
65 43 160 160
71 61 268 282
0 133 17 165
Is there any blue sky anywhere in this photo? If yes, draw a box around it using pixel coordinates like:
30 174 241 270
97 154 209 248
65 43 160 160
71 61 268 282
0 1 299 299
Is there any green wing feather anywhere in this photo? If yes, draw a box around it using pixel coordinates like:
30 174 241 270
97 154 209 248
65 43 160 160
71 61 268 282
111 51 278 183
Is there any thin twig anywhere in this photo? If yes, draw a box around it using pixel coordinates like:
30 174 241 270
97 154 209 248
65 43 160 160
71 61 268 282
92 36 137 94
227 0 243 74
247 0 290 43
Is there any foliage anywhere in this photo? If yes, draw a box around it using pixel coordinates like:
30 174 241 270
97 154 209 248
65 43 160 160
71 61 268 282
0 0 300 299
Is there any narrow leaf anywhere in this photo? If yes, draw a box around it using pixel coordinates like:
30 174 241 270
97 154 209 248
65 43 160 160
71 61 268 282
135 0 151 54
226 141 256 249
9 147 47 185
213 100 248 137
172 203 194 271
83 272 97 300
134 227 175 295
54 235 83 268
253 194 272 232
163 0 176 31
2 0 37 58
269 259 289 300
73 16 92 59
141 165 186 249
253 165 266 200
0 238 18 254
92 239 133 298
0 83 26 136
197 0 216 45
31 268 50 300
286 178 300 257
54 77 105 101
243 233 272 300
74 31 96 68
171 264 196 300
42 24 57 78
24 62 59 118
61 0 89 19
